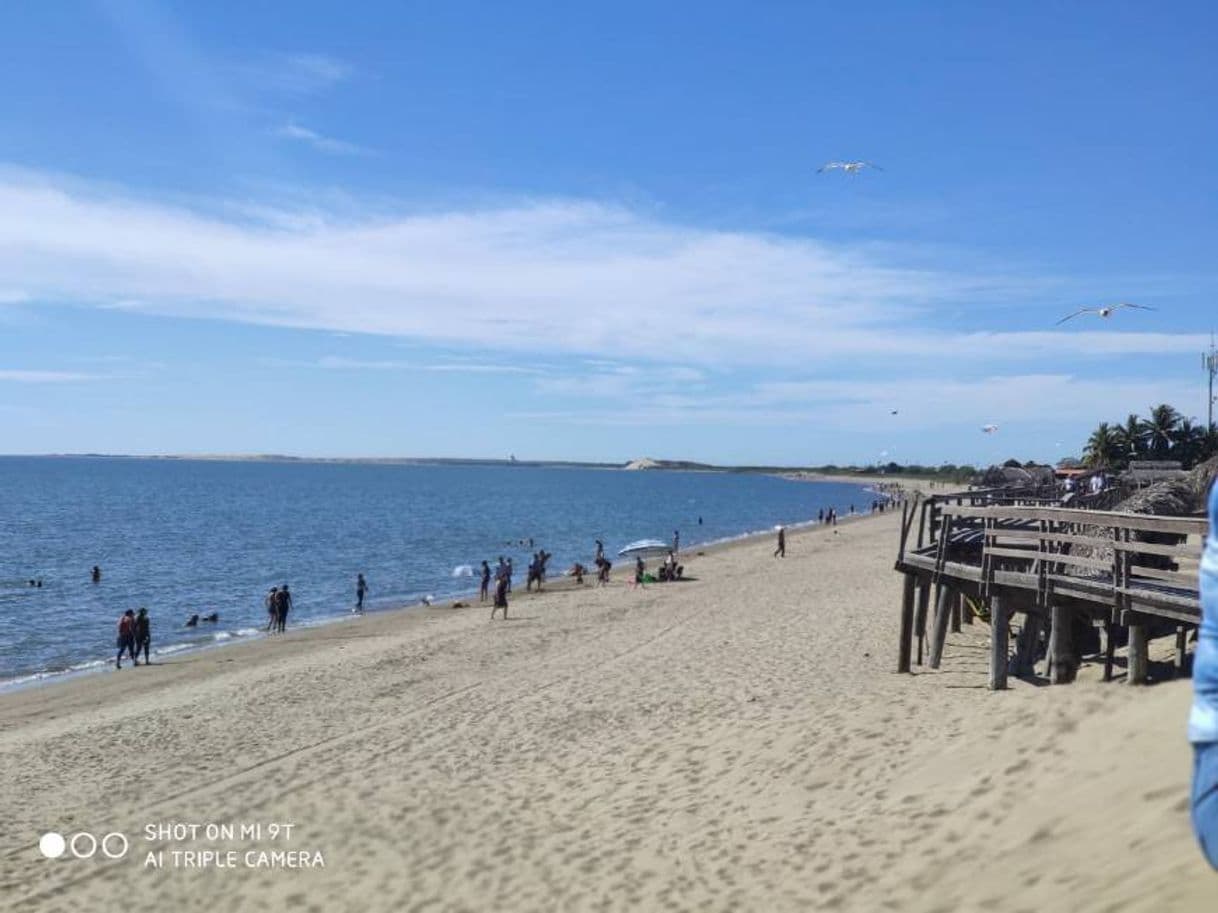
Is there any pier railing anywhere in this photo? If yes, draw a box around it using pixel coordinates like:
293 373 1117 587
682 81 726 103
895 493 1207 688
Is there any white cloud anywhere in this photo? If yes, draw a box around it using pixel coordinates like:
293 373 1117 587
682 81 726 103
512 373 1204 431
0 369 97 383
0 168 1205 369
275 123 369 156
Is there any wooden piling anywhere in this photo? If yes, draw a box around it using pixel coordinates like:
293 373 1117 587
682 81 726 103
914 578 931 665
988 595 1009 691
950 598 962 634
1048 604 1075 685
1102 619 1116 682
928 584 953 669
960 592 974 625
1175 625 1188 674
898 573 916 674
1011 613 1041 678
1127 618 1149 685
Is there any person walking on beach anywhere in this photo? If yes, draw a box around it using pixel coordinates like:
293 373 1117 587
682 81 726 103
632 556 646 589
355 573 368 613
115 609 137 669
479 561 491 602
134 607 151 665
275 584 292 633
774 526 786 558
265 586 278 632
1190 478 1218 869
491 572 509 620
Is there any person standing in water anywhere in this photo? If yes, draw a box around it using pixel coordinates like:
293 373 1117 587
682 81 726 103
1190 479 1218 869
92 565 102 584
595 539 604 562
673 530 680 553
134 607 151 665
115 609 137 669
355 574 368 613
479 561 491 602
265 587 278 632
275 584 292 633
774 526 786 558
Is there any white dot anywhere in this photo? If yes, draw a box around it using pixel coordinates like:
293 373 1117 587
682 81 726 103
39 832 66 859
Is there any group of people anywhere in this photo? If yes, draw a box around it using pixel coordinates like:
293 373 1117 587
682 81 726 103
263 584 294 633
114 607 151 669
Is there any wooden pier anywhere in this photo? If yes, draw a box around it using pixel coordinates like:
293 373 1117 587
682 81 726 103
894 489 1208 688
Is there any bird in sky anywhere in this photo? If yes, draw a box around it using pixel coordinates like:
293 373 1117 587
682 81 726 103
1055 302 1155 325
817 161 882 175
981 424 999 434
890 410 899 415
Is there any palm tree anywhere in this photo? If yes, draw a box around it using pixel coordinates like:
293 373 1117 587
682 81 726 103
1113 412 1147 466
1145 403 1182 459
1172 418 1207 467
1084 422 1122 469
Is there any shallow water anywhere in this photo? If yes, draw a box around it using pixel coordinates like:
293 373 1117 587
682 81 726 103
0 457 873 684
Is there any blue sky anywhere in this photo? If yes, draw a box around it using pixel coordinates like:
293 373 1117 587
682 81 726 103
0 0 1215 465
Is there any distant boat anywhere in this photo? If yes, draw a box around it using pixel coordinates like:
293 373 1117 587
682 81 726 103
618 539 672 558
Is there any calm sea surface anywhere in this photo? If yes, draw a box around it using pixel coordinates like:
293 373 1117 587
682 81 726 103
0 458 874 685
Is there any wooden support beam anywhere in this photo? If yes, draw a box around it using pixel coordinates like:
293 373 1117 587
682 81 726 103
989 596 1009 690
1127 619 1149 685
929 584 953 669
1176 626 1189 674
1103 619 1116 682
898 573 916 674
1048 603 1075 684
960 592 974 625
1011 613 1041 678
914 578 931 666
950 597 962 634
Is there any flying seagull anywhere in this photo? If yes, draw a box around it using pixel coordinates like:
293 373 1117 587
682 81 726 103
890 410 899 415
817 161 883 175
1056 302 1155 326
981 424 999 434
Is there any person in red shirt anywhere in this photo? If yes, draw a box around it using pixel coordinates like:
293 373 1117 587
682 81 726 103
116 609 137 669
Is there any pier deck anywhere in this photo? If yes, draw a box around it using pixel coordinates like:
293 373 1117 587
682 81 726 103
894 490 1207 687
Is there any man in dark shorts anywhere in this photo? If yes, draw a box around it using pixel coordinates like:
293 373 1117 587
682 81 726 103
479 561 491 602
491 573 509 620
275 584 292 633
134 607 151 665
116 609 137 669
356 574 368 613
774 526 786 558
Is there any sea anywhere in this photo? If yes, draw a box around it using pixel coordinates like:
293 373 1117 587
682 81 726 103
0 458 875 688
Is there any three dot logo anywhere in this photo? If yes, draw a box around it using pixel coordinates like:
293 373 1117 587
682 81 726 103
39 831 128 860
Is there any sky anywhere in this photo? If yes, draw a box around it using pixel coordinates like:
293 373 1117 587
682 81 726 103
0 0 1216 466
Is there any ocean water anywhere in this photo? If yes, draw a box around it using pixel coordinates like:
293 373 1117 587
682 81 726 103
0 458 874 686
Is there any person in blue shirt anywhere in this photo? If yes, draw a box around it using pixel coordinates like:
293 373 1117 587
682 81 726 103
1191 478 1218 869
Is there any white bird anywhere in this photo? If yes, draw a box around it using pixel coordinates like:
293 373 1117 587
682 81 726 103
1056 302 1154 325
981 424 999 434
817 161 883 175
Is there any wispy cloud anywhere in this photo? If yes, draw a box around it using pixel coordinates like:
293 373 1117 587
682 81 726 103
229 52 353 95
0 168 1205 370
275 123 370 156
0 369 97 383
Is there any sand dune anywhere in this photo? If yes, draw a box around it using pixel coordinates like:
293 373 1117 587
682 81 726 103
1 509 1211 911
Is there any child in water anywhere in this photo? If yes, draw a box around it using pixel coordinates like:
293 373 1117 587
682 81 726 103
1191 478 1218 869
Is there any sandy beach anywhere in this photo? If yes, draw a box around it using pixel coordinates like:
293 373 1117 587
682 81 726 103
2 506 1212 912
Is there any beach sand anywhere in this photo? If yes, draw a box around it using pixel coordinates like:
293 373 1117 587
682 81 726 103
1 508 1211 911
